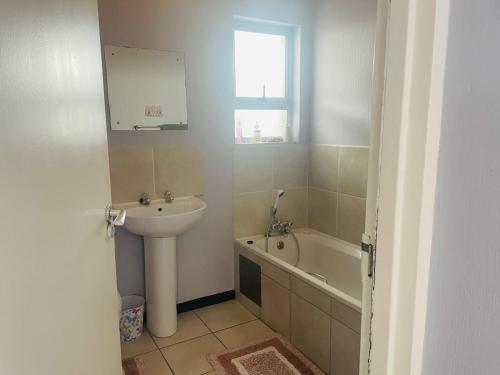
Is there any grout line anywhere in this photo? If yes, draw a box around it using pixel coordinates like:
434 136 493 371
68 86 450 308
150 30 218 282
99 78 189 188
213 331 228 350
152 331 214 350
148 331 162 351
193 308 231 350
310 143 369 149
234 187 308 197
308 186 366 200
329 314 333 374
271 146 275 191
148 307 258 352
335 147 341 237
211 318 259 334
161 332 217 350
151 147 156 198
306 143 310 228
193 309 215 333
125 347 158 360
193 302 258 334
157 346 176 374
233 190 275 196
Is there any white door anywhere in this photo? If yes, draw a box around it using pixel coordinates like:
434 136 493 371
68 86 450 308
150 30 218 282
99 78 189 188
359 0 389 373
0 1 122 374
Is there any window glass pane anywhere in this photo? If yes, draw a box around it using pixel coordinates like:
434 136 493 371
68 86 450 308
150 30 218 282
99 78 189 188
235 30 287 98
235 110 288 143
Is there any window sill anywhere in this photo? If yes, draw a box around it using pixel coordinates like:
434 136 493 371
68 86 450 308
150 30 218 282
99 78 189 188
234 140 300 146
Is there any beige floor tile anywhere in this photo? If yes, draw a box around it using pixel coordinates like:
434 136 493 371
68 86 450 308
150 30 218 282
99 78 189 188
215 320 274 348
161 334 224 375
121 330 157 359
195 300 257 332
152 311 211 349
135 350 173 375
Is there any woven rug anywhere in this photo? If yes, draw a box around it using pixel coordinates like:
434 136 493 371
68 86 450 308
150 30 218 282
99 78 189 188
122 358 145 375
207 334 324 375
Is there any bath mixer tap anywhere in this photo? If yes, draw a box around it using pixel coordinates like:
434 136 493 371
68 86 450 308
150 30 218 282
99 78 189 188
269 219 293 237
139 192 151 206
277 220 293 236
264 189 300 266
266 189 294 237
164 191 174 203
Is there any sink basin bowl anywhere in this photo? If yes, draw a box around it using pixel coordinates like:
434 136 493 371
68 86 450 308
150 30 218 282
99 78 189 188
122 196 207 238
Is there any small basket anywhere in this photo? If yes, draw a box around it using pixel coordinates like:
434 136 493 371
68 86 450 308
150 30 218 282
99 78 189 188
120 295 145 342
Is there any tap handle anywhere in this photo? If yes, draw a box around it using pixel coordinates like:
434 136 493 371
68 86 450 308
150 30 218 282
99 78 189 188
139 192 151 205
164 191 174 202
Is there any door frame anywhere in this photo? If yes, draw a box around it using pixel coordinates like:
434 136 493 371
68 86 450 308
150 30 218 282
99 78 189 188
363 0 450 374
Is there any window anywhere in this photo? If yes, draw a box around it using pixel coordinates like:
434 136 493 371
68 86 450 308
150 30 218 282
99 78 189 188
233 18 298 144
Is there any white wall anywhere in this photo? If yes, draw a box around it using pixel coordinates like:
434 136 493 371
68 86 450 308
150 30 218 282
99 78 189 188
311 0 377 146
98 0 313 303
422 0 500 372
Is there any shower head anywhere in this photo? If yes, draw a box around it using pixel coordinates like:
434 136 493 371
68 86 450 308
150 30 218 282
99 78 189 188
272 189 286 215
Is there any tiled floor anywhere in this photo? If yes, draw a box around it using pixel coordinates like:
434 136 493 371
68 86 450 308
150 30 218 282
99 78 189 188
121 300 275 375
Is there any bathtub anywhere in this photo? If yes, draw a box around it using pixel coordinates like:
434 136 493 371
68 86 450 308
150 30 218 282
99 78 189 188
236 228 362 311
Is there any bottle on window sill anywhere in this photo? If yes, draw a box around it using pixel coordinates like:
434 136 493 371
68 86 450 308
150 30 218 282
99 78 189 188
253 122 261 143
236 120 243 144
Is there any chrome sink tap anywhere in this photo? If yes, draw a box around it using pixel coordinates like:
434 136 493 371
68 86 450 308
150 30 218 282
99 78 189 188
164 191 174 203
139 192 151 206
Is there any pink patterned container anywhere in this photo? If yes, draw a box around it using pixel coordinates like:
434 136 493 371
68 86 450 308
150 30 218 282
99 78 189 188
120 295 145 342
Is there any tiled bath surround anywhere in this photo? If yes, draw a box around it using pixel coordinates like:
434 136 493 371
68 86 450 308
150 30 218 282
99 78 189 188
309 145 369 245
235 243 361 375
233 143 368 245
233 144 309 238
108 146 204 203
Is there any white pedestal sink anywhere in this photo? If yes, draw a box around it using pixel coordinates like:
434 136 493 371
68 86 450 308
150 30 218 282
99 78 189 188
119 196 207 337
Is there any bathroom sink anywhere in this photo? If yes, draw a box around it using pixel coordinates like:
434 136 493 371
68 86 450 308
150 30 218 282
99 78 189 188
117 195 207 338
123 196 206 238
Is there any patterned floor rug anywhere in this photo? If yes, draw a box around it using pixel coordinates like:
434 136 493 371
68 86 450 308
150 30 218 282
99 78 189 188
207 334 324 375
122 357 145 375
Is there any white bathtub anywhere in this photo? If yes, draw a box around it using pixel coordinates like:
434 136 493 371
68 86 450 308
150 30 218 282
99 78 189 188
236 229 362 311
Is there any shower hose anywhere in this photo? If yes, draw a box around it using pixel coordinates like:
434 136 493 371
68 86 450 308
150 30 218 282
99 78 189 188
265 230 301 267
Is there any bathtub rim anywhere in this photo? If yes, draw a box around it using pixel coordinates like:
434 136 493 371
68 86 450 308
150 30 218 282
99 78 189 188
235 228 362 312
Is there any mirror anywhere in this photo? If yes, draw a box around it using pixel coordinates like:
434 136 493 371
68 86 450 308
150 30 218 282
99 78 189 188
104 46 188 131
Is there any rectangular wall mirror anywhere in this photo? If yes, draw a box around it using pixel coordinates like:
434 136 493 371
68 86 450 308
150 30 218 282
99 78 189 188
104 46 188 131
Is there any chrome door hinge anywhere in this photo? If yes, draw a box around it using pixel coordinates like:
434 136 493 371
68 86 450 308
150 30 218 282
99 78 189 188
361 234 375 278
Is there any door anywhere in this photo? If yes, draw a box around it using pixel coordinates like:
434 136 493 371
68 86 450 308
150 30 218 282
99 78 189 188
0 1 122 374
359 0 389 373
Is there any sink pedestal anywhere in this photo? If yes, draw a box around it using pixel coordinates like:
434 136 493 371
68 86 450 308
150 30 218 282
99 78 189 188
144 237 177 337
121 197 207 338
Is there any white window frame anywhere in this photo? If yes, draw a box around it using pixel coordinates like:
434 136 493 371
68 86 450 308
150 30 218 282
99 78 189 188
233 17 296 141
